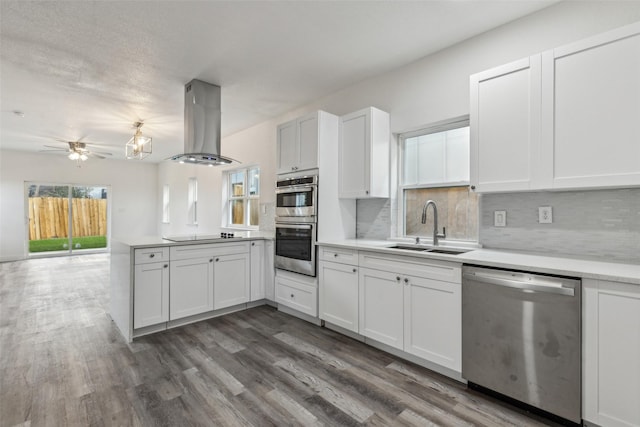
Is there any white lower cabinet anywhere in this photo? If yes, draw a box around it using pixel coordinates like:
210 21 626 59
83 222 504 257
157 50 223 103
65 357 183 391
213 252 250 310
133 261 169 329
250 241 265 301
583 279 640 427
319 260 359 332
359 267 404 349
404 275 461 372
357 251 462 373
275 270 317 317
169 257 214 320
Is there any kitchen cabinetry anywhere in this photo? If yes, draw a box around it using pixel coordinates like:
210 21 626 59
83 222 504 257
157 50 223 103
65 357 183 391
133 248 169 329
275 269 317 317
583 279 640 427
470 55 542 192
213 252 250 310
541 22 640 189
169 256 214 320
276 111 337 174
318 247 359 333
250 240 265 301
339 107 390 198
358 251 462 372
470 22 640 192
169 241 250 321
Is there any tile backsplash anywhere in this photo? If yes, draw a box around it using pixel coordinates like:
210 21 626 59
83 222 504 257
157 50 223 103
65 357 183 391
355 187 640 263
479 188 640 263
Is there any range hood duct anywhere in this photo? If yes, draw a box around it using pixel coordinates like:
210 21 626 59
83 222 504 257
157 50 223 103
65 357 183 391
169 79 236 166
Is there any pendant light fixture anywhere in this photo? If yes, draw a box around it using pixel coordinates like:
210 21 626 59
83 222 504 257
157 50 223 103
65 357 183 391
126 121 152 160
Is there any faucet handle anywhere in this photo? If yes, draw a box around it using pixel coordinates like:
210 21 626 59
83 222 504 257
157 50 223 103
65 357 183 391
437 227 446 239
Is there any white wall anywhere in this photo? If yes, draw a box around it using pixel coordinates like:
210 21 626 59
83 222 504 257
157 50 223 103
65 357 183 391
0 150 158 261
179 1 640 235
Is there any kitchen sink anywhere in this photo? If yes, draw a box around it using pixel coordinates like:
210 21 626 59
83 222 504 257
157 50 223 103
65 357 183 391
386 244 469 255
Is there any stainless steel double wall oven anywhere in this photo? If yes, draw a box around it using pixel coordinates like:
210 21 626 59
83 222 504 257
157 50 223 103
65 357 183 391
275 173 318 276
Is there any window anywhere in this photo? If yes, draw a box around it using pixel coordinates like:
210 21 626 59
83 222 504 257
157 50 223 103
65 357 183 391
162 184 170 223
187 177 198 225
400 117 478 242
226 166 260 228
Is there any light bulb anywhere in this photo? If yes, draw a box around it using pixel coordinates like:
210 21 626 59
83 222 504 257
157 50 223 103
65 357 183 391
69 152 80 160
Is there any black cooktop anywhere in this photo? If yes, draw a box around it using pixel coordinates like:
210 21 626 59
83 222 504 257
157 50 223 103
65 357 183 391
163 233 236 242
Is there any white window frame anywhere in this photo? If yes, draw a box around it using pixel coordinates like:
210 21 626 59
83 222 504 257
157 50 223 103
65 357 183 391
225 165 260 230
398 115 474 239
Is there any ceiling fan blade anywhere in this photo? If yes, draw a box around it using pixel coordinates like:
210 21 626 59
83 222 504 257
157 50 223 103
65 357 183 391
43 145 69 150
91 150 113 156
88 153 106 159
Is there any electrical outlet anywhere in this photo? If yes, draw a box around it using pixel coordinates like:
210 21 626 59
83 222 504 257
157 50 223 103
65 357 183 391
539 206 553 224
494 210 506 227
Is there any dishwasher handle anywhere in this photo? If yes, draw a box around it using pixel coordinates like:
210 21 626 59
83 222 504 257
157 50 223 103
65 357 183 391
463 271 576 297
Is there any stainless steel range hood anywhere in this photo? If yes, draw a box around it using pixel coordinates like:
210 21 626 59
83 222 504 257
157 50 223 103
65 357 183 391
168 79 236 166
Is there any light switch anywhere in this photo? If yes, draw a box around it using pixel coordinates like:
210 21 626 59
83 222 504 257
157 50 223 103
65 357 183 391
494 210 506 227
539 206 552 224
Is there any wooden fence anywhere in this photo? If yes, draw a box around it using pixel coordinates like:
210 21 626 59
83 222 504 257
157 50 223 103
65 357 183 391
28 197 107 240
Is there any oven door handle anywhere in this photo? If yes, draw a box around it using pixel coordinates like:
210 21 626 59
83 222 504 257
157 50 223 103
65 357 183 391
276 186 314 194
276 223 313 230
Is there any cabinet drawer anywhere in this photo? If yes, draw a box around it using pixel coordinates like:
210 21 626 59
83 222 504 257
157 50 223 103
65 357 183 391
170 242 250 261
275 277 317 317
134 247 169 264
359 251 461 284
319 246 358 265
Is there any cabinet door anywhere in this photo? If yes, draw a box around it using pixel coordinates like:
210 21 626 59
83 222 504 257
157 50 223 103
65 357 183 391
359 268 403 350
542 23 640 189
276 119 298 174
250 241 265 301
319 261 359 332
264 240 275 301
297 112 319 172
169 257 214 320
214 253 250 310
470 55 542 192
339 109 369 198
583 279 640 427
133 262 169 329
403 275 461 372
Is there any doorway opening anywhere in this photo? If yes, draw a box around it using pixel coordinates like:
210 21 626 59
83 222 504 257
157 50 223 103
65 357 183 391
26 183 110 256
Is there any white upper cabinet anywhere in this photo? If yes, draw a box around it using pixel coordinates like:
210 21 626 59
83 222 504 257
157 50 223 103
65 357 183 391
541 22 640 189
471 22 640 192
276 112 320 174
470 55 542 192
339 107 390 198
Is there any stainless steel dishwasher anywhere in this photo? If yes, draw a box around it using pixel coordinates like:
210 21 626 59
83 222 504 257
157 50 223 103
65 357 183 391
462 265 581 425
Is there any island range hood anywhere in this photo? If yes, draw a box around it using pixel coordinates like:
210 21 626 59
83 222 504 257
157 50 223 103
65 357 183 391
169 79 236 166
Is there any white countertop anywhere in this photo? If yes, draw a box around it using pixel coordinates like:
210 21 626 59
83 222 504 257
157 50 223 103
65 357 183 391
317 239 640 285
113 231 274 249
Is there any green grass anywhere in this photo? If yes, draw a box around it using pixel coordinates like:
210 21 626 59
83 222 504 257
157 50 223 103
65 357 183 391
29 236 107 253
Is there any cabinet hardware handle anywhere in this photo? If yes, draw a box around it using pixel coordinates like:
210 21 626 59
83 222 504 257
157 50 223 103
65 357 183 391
164 264 168 268
216 258 220 262
291 293 294 298
209 259 213 262
470 185 476 190
252 242 255 246
353 268 357 273
334 253 338 257
396 276 401 281
149 253 155 258
365 190 369 195
404 278 409 284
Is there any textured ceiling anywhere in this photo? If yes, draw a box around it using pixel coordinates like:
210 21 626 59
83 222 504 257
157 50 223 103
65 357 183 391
0 1 556 162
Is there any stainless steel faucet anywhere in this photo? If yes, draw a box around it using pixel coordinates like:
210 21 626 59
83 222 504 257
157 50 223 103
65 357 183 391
421 200 446 246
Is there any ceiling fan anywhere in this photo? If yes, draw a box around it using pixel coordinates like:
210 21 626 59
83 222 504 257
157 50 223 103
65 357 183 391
40 139 113 165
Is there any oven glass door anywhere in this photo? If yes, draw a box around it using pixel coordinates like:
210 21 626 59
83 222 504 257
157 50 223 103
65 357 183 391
275 222 316 276
276 186 315 217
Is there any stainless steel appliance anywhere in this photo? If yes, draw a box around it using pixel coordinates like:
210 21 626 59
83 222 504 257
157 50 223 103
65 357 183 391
462 265 581 425
275 173 318 276
274 218 316 276
276 174 317 218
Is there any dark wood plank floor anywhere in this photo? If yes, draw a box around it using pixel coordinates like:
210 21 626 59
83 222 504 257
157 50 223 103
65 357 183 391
0 254 557 426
